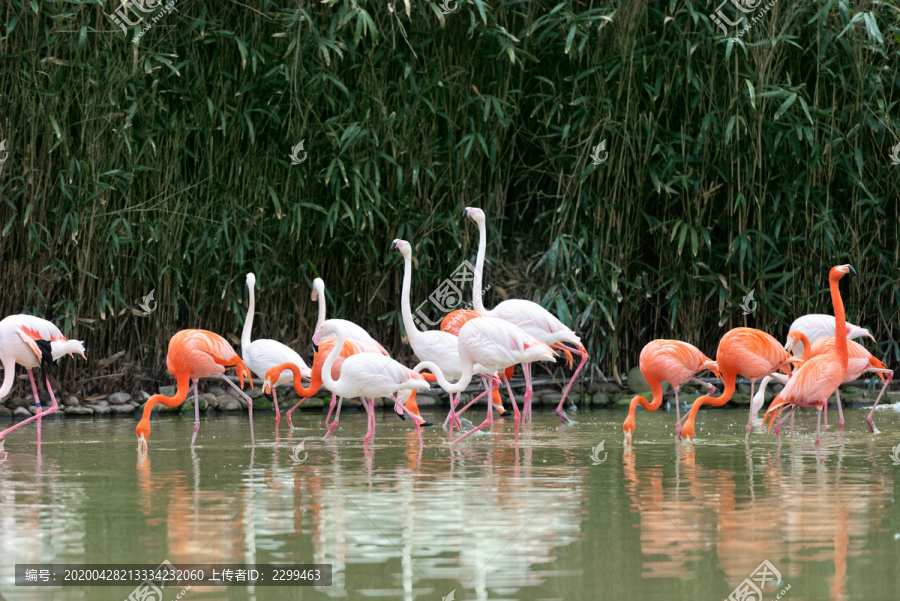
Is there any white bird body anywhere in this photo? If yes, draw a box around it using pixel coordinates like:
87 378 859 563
241 273 311 386
787 313 873 357
487 299 582 347
312 277 389 356
0 314 85 397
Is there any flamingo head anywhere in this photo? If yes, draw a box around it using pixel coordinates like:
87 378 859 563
462 207 485 223
622 414 635 442
262 377 272 395
783 330 804 352
830 264 856 280
312 325 324 346
390 239 411 257
679 418 696 441
311 277 325 301
135 420 150 451
246 272 256 287
848 324 876 343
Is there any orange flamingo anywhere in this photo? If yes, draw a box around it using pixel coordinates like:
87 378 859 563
763 265 857 445
136 329 255 450
622 340 719 443
780 323 893 435
680 327 794 442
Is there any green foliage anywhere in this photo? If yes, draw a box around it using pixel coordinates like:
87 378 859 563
0 0 898 392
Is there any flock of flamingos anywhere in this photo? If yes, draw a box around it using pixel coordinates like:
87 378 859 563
0 208 893 452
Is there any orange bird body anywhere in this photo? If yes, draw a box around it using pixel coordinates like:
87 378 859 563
680 327 794 441
623 340 718 442
763 265 862 445
136 329 255 450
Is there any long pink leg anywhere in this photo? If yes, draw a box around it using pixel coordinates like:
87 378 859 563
450 385 494 422
272 388 281 423
443 393 459 430
451 378 494 444
0 373 60 445
865 369 893 433
363 399 374 447
673 388 682 438
30 369 43 446
823 396 828 426
554 343 589 424
502 373 520 442
522 363 533 423
834 389 845 434
745 379 756 443
190 381 201 448
220 376 255 446
285 396 308 430
325 397 344 438
395 398 424 447
772 405 796 445
324 393 338 427
815 407 822 446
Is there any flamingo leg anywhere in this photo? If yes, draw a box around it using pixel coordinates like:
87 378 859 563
0 373 60 445
834 389 845 434
29 369 42 446
823 396 828 426
449 386 493 422
522 363 533 423
865 368 894 433
443 393 458 431
363 398 374 448
220 376 255 446
690 377 716 395
502 373 520 443
554 344 588 424
190 381 201 448
745 379 756 443
674 388 682 438
325 397 344 439
451 377 495 443
396 398 424 447
324 393 337 427
272 387 281 423
816 407 822 446
285 396 307 430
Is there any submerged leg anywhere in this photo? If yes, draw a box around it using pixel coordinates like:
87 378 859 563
674 388 682 438
363 399 374 447
745 379 756 443
816 407 822 446
523 363 533 423
502 373 520 443
220 376 255 446
835 389 845 434
325 397 344 439
272 388 281 423
451 379 495 444
0 373 60 445
866 369 894 433
191 381 201 448
554 344 588 424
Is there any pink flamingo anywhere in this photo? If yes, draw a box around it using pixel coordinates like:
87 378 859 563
785 313 874 357
0 315 85 447
136 329 255 450
241 273 312 423
313 320 430 447
763 265 857 445
622 340 719 443
443 207 587 424
413 317 557 443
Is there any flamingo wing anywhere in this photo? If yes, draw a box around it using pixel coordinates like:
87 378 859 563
440 309 483 336
244 339 311 382
489 299 580 345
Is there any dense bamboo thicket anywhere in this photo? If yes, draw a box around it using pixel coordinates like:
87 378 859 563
0 0 898 394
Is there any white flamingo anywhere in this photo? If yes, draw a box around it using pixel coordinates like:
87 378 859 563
241 273 312 423
314 320 430 447
0 315 86 447
392 239 499 433
457 207 588 423
414 317 557 443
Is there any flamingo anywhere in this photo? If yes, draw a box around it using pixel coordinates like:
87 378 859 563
786 313 874 357
779 331 892 433
0 315 86 447
312 320 430 447
413 317 557 443
679 327 795 442
622 340 719 443
763 265 858 445
241 273 312 423
136 329 255 450
391 238 502 433
441 207 587 423
262 334 389 433
750 330 815 419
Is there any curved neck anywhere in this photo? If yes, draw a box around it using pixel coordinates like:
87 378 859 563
315 288 326 334
320 327 343 391
472 219 487 312
0 357 15 399
831 275 848 366
242 281 255 350
796 332 813 361
269 362 322 398
413 360 472 394
400 253 424 342
139 371 190 426
627 377 665 418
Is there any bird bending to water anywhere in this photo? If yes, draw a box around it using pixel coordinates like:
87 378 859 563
0 315 85 447
136 329 255 450
623 339 719 443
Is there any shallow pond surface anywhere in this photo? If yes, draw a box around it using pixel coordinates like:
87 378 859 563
0 402 899 601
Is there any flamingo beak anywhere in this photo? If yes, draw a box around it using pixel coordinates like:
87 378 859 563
390 240 398 250
783 337 795 352
847 265 857 276
138 435 148 452
461 208 468 218
262 378 271 395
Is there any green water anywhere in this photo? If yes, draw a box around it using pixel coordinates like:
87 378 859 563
1 404 899 601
